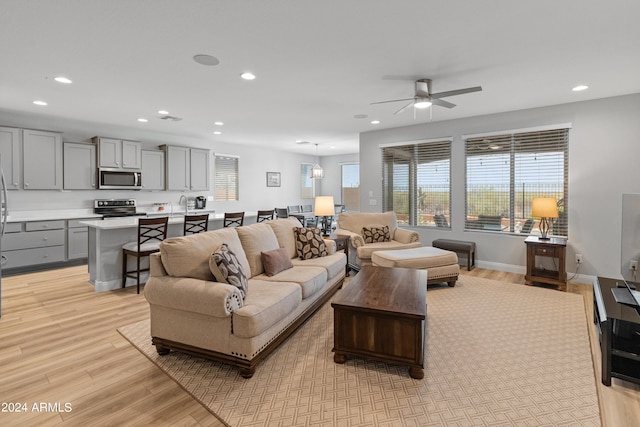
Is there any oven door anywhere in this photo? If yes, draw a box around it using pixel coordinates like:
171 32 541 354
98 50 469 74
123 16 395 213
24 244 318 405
99 170 142 189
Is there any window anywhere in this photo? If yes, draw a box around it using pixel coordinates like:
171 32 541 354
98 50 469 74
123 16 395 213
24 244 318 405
382 139 452 227
214 154 238 201
464 126 569 236
341 163 360 211
300 163 315 199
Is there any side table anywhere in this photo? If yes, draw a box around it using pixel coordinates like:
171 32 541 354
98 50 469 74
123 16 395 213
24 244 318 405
329 233 350 275
524 235 567 291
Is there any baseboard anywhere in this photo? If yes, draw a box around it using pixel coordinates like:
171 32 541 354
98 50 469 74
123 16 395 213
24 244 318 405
474 260 595 286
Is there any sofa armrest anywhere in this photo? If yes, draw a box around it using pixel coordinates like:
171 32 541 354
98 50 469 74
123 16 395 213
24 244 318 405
150 252 167 277
335 228 365 248
144 276 243 317
322 238 337 254
393 227 420 244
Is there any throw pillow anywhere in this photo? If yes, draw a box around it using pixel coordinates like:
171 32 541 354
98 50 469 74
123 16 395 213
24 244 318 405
294 227 328 260
260 247 294 277
362 225 390 243
209 243 248 299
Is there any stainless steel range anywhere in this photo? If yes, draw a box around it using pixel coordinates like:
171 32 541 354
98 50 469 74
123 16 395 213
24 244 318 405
94 199 145 218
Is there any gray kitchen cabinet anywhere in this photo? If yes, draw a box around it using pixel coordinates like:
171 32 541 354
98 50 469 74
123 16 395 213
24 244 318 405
141 149 165 190
93 137 142 170
64 142 97 190
0 126 21 190
67 218 91 259
2 220 66 269
22 129 63 190
161 145 210 191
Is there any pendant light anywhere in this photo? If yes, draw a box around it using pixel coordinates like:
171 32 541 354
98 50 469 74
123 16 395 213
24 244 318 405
310 143 324 179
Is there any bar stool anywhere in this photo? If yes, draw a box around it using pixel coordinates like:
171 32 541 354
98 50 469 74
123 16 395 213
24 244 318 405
223 212 245 227
184 214 209 235
122 217 168 294
256 209 274 223
275 208 289 218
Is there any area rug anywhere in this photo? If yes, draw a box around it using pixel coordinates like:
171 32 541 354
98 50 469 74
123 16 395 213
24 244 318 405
118 276 601 426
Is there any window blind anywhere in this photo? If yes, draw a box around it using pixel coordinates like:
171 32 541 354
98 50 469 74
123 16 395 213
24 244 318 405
465 127 569 236
382 140 451 227
214 155 238 201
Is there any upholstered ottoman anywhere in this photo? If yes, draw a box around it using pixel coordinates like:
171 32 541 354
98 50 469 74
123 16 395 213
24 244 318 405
371 246 460 287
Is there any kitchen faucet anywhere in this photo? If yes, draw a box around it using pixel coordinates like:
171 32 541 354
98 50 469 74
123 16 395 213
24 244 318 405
179 194 188 214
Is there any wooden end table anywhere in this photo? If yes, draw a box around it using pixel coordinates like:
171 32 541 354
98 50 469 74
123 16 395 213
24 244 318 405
329 233 350 275
331 265 427 379
524 235 567 291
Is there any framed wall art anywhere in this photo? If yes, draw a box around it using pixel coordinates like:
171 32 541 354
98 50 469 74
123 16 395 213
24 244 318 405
266 171 281 187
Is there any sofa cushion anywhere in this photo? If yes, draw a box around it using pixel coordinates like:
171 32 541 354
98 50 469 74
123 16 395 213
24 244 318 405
232 280 302 338
291 252 346 279
254 266 327 299
338 211 399 238
362 225 390 243
356 240 424 260
266 217 303 259
210 243 249 299
261 247 294 277
294 227 328 259
235 223 280 277
160 228 249 281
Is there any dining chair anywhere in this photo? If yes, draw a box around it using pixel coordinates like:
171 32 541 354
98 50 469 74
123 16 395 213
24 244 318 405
287 205 302 214
301 204 313 212
122 217 168 294
256 209 275 223
223 211 245 227
183 214 209 235
275 208 289 218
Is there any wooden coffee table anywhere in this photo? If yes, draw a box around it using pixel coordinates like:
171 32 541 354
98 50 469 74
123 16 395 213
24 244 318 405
332 265 427 379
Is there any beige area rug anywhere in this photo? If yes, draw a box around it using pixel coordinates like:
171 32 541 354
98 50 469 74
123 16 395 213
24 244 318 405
118 276 600 426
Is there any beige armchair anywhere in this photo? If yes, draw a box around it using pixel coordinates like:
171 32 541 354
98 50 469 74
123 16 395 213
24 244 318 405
335 211 422 269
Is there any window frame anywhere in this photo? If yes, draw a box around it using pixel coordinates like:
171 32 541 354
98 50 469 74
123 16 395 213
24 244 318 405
213 153 239 201
340 162 360 212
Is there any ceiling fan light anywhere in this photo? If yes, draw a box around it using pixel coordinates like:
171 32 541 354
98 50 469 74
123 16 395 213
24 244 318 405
414 100 432 109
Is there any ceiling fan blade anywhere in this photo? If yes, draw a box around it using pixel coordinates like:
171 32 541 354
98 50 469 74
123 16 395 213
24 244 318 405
370 97 415 105
431 98 456 108
393 101 415 115
430 86 482 99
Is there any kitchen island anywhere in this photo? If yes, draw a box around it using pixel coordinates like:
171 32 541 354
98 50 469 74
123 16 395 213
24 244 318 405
81 212 257 292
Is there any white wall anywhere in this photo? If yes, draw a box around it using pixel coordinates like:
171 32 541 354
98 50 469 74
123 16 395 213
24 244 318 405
1 109 339 213
359 93 640 280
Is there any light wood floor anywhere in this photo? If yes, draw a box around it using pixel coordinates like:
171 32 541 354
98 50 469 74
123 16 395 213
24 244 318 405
0 266 638 426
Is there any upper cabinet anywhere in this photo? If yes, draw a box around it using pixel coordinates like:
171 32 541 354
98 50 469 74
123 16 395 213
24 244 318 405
64 142 96 190
161 145 210 191
0 126 22 190
141 149 165 191
92 137 142 170
22 129 63 190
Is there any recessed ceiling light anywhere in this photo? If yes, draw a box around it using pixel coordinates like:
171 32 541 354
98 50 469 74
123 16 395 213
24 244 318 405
137 118 148 122
241 72 256 80
330 146 336 149
193 54 220 66
371 120 380 125
33 100 47 106
213 131 222 135
572 85 589 91
54 76 72 84
414 100 432 109
158 110 169 115
214 121 224 126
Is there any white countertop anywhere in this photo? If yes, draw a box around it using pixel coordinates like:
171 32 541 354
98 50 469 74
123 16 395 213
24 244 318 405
80 211 258 230
6 209 102 223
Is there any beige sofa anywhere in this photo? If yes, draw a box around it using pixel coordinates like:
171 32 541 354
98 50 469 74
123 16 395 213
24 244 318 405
335 211 422 268
144 217 346 378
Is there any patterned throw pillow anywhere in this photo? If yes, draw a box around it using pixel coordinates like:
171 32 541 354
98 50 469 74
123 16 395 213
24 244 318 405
362 225 390 243
294 227 328 260
210 243 248 299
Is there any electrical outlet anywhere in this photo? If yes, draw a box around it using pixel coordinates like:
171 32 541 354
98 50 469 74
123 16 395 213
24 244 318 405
575 254 583 264
630 260 638 271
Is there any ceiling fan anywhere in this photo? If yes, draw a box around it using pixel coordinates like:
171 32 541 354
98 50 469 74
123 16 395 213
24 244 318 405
371 78 482 115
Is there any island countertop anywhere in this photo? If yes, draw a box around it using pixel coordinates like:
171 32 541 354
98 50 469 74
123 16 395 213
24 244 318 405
80 210 255 230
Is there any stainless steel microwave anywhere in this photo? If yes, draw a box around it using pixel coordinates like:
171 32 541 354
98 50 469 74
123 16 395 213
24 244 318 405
99 169 142 189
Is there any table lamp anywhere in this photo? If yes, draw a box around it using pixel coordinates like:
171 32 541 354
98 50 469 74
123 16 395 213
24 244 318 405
531 197 558 240
314 196 334 236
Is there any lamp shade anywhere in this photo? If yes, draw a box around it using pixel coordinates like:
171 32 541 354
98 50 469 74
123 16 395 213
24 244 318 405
314 196 334 216
531 197 558 218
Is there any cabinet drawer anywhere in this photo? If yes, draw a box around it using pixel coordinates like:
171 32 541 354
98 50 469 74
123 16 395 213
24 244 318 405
25 220 65 231
68 218 94 228
4 222 22 233
534 245 558 257
2 246 65 269
3 229 65 250
333 238 348 251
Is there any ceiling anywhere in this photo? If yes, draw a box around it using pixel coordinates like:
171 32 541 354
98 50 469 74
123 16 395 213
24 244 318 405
1 1 639 156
